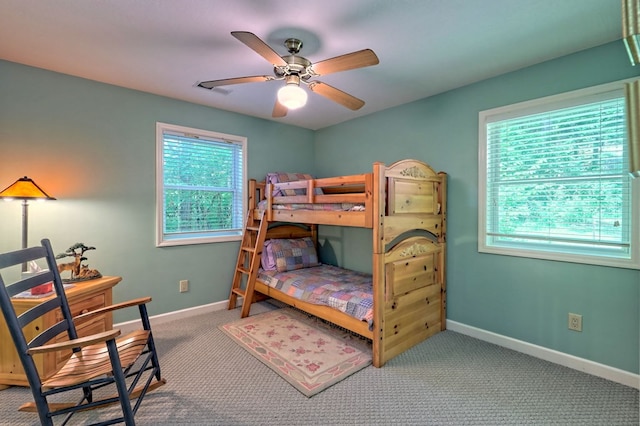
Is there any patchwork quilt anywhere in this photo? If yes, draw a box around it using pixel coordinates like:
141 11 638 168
258 264 373 328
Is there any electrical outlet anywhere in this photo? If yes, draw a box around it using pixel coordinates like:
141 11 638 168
179 280 189 293
568 313 582 332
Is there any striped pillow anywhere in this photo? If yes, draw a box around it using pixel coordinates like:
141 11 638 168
266 172 324 197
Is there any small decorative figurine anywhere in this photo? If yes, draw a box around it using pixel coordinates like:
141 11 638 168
56 243 102 282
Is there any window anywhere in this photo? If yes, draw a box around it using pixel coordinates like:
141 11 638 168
156 123 246 247
479 81 639 269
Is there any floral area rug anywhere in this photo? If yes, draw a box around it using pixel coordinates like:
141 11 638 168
220 308 372 397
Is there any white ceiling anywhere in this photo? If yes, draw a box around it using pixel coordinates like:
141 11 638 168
0 0 625 130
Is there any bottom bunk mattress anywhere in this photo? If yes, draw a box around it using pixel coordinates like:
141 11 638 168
257 264 373 328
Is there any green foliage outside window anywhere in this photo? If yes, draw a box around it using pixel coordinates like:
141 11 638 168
488 98 626 244
164 190 233 233
480 82 637 268
156 122 245 246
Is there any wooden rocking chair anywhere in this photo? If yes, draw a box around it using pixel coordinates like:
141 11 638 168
0 239 166 425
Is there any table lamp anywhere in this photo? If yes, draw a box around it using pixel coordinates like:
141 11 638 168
0 176 56 271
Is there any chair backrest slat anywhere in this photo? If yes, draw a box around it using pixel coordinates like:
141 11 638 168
0 246 47 269
30 320 70 348
18 297 63 328
6 270 56 297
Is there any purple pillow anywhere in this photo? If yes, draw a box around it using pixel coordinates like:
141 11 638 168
261 240 277 271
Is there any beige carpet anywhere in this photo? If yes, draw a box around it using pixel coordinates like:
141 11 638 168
220 308 372 397
2 302 637 425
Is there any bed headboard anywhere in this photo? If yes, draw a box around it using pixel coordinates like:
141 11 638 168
264 223 318 244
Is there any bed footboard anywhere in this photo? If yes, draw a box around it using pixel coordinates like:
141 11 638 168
374 236 445 366
372 160 447 367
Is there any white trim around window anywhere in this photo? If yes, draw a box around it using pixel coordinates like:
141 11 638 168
156 122 247 247
478 80 640 269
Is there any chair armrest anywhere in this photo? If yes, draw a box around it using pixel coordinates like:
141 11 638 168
73 297 153 322
28 329 121 355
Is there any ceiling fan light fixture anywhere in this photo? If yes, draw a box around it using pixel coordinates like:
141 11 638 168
277 78 308 110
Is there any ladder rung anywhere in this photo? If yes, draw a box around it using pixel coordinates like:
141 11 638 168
229 210 267 314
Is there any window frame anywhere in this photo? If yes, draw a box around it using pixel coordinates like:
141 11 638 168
478 80 640 269
155 122 247 247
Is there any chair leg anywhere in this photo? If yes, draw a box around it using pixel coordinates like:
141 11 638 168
107 339 135 425
139 304 162 381
35 398 54 426
148 334 162 381
23 361 54 426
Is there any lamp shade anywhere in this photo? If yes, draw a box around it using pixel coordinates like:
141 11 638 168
623 0 640 66
0 177 56 200
277 83 308 110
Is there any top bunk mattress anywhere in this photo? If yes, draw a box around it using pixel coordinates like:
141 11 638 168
257 199 364 212
258 264 373 328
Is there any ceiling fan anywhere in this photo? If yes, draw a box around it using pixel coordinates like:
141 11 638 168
196 31 379 117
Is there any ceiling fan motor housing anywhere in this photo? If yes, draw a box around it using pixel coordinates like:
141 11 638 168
274 54 312 80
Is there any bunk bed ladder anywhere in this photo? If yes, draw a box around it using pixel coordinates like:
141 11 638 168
228 210 268 318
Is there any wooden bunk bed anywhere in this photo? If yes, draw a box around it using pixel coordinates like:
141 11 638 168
228 159 447 367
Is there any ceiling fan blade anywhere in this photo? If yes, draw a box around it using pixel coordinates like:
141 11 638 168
308 81 365 110
311 49 379 76
197 75 273 89
231 31 288 67
272 100 288 118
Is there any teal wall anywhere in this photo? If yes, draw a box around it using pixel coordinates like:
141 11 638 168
0 40 638 374
314 41 640 374
0 60 315 321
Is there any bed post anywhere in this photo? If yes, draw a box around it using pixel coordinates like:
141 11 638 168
437 172 447 244
372 161 385 367
248 179 257 210
265 183 274 222
438 171 447 331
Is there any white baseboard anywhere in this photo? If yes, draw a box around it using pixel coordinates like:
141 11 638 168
115 303 639 390
115 300 230 335
447 320 640 389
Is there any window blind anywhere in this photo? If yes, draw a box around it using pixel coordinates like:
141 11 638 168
161 131 244 238
484 94 632 258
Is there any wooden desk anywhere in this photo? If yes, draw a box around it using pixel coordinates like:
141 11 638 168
0 276 121 387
